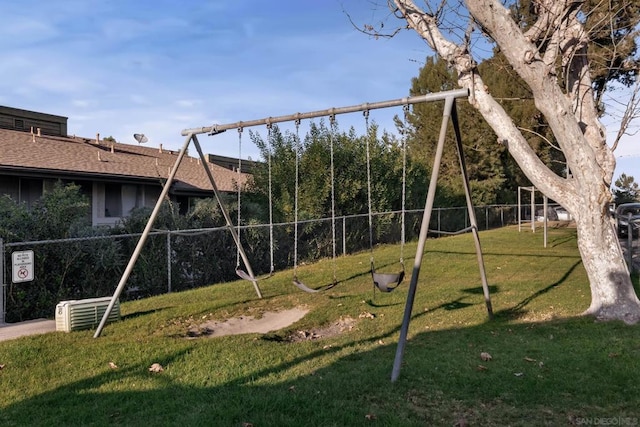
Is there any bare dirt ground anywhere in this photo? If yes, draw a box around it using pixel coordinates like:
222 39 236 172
187 307 311 338
187 307 358 341
286 315 357 342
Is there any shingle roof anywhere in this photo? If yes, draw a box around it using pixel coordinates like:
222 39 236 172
0 128 250 193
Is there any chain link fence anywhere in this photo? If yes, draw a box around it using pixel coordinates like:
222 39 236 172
4 203 634 323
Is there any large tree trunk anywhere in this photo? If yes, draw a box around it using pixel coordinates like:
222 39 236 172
393 0 640 323
573 199 640 323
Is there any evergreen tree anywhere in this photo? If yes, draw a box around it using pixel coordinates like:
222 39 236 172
613 173 640 204
401 55 566 205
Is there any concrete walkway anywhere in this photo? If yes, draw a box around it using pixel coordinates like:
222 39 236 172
0 319 56 342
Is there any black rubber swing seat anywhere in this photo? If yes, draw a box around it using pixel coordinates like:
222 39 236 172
372 265 405 293
292 278 337 293
236 269 255 281
236 268 274 282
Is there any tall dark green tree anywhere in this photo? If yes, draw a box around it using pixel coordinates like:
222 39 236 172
613 173 640 205
401 55 566 205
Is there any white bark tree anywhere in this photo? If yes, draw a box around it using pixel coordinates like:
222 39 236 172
392 0 640 323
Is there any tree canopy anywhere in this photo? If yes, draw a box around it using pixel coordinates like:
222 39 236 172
613 173 640 205
389 0 640 323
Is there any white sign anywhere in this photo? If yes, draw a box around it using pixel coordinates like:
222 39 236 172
12 250 34 283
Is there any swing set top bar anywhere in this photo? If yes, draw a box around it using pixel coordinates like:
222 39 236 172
181 88 469 136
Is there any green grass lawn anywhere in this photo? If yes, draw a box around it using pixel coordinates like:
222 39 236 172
1 225 639 426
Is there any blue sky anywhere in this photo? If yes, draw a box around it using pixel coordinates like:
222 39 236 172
1 0 638 186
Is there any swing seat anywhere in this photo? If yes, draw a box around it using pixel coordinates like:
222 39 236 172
372 270 405 292
236 268 256 282
237 268 274 282
292 278 337 293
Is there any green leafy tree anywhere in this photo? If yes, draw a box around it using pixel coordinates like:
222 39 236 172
248 120 429 260
0 182 124 321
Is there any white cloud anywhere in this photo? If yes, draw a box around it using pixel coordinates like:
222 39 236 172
0 0 634 178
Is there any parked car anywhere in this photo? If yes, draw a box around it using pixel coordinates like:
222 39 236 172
535 206 571 222
615 203 640 237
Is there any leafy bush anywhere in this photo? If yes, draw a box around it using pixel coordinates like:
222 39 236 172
2 182 123 321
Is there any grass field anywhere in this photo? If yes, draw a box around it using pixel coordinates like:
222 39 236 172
1 225 639 426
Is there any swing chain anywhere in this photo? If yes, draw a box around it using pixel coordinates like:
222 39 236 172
236 126 244 269
293 117 301 279
400 104 410 266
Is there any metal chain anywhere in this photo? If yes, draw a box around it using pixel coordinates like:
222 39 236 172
329 114 337 284
401 104 409 265
364 109 374 265
293 118 301 278
236 127 243 268
266 123 275 274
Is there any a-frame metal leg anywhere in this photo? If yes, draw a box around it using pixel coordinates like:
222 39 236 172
94 133 196 338
391 97 493 381
391 97 454 381
191 135 262 299
450 102 493 318
94 133 263 338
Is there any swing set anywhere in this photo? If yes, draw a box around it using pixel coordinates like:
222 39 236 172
234 124 275 282
364 108 407 294
93 88 493 383
290 116 339 293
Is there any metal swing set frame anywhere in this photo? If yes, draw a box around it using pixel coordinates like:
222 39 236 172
93 87 493 382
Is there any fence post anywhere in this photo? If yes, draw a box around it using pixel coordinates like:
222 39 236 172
485 207 489 230
0 237 4 323
167 231 172 293
531 189 536 233
342 216 346 256
518 188 522 231
628 213 633 271
543 196 548 248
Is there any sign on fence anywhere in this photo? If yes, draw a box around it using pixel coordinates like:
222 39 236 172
12 250 34 283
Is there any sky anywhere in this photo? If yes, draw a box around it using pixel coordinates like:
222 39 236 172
0 0 638 188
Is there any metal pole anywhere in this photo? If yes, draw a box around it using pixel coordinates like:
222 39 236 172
167 231 172 293
0 238 4 323
450 101 493 319
191 135 262 299
181 89 470 136
543 196 548 248
486 207 489 231
628 213 633 269
531 187 536 233
94 133 194 338
391 96 454 383
342 216 346 256
518 187 522 232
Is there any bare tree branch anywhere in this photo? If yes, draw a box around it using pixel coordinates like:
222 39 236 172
611 75 640 151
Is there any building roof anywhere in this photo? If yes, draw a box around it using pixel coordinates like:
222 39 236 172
0 128 250 194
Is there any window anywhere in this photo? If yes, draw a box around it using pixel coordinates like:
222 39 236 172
0 176 19 200
104 183 122 217
20 179 42 209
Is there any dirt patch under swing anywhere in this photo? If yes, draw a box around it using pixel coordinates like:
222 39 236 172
186 307 357 341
